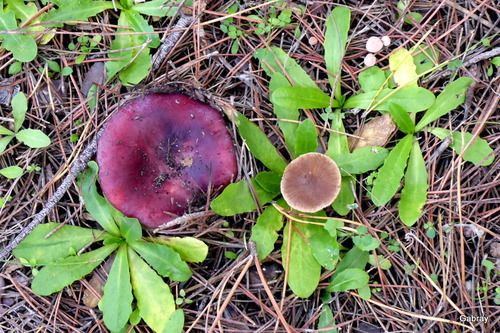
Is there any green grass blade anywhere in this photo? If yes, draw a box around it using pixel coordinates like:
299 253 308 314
371 134 413 206
398 141 428 225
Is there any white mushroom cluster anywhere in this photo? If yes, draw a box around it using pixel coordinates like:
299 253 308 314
364 36 391 67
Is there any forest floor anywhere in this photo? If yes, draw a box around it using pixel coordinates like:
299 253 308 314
0 1 499 332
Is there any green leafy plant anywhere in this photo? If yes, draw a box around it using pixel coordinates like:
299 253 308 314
12 161 208 333
0 92 51 154
211 8 387 299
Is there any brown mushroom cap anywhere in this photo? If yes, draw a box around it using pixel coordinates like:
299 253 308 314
280 153 341 213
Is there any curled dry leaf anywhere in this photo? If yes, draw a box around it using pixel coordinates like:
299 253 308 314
83 256 114 308
349 113 397 150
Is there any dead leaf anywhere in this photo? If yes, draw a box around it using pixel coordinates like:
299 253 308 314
349 113 397 150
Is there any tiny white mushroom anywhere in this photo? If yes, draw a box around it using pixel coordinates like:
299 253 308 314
366 36 384 53
364 53 377 67
381 36 391 47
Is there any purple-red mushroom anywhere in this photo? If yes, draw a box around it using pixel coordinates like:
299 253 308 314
97 93 238 228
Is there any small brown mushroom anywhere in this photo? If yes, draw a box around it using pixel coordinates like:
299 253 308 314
280 153 341 213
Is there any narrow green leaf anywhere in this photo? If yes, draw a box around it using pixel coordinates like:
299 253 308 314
398 141 428 226
12 223 105 265
153 236 208 263
254 47 318 88
16 129 51 148
235 113 287 174
324 7 351 99
327 268 369 292
371 134 413 206
0 166 23 179
318 305 337 333
0 126 15 136
43 0 115 26
250 203 284 260
329 246 369 285
0 11 37 62
0 136 14 154
271 86 334 109
335 146 389 175
128 247 176 332
428 128 495 166
99 245 133 332
282 221 321 298
32 244 118 296
78 161 121 236
11 92 27 133
210 178 279 215
388 102 415 134
332 176 355 216
358 66 386 92
254 171 282 194
415 77 474 131
132 0 179 17
344 86 435 113
119 216 142 243
326 109 349 161
294 118 318 156
130 241 191 282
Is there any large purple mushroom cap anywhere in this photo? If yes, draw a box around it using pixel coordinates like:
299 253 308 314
97 93 238 228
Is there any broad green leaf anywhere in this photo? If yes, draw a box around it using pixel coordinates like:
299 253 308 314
329 246 368 285
344 86 435 113
428 128 494 166
0 136 14 153
164 309 185 333
43 0 115 26
117 41 152 86
0 166 22 179
0 11 37 62
282 221 321 298
250 203 284 260
415 77 474 131
132 0 180 17
254 47 318 88
123 9 160 47
371 134 413 206
119 216 142 243
210 178 279 215
324 219 344 238
332 176 355 216
32 244 118 295
294 118 318 156
5 0 38 24
358 66 386 92
335 146 389 175
128 247 176 332
368 254 392 270
353 234 380 251
153 236 208 263
235 113 287 174
413 44 440 75
327 268 369 292
318 305 337 333
78 161 121 236
271 86 334 109
11 92 27 133
130 241 191 282
0 126 15 136
326 109 349 160
99 245 133 332
324 7 351 99
255 171 282 194
309 226 340 270
12 223 105 265
16 129 51 148
389 48 418 87
399 141 428 225
357 284 372 300
269 74 299 156
388 101 415 134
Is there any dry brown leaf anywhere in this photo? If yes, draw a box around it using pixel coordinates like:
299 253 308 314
349 113 397 150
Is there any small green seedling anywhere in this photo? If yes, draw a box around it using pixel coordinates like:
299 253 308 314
12 161 208 333
0 92 51 154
